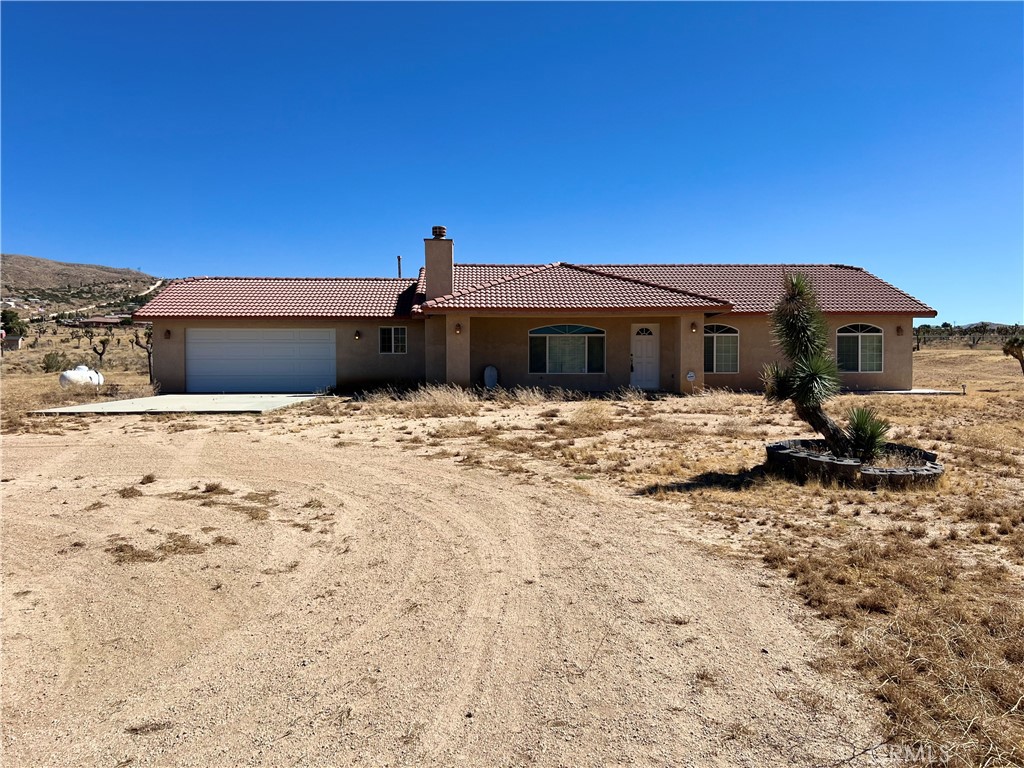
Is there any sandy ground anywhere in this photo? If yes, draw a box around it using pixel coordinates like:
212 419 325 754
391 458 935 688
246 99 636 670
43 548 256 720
1 415 884 767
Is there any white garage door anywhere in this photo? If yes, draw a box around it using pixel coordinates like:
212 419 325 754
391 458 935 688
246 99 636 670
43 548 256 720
185 328 337 393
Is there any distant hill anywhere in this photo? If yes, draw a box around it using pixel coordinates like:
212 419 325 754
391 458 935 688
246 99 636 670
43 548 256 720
1 254 156 292
1 254 161 318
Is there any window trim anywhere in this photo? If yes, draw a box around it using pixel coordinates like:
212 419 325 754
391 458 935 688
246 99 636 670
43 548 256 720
703 324 739 374
528 324 606 375
836 324 883 373
379 325 408 355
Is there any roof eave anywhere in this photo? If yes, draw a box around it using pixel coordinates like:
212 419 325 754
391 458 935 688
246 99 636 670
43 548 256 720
133 313 421 320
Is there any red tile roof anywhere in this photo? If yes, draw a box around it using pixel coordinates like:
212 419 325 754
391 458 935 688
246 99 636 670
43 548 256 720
588 264 936 315
134 277 420 319
417 263 935 316
417 263 731 313
138 263 935 320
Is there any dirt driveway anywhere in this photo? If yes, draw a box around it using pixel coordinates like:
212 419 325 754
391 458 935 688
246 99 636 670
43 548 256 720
2 415 880 767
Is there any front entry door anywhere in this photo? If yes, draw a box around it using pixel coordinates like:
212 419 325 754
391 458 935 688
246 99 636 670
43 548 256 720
630 324 660 389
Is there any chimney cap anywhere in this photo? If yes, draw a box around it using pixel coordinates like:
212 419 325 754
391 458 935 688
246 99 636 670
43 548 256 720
431 225 447 239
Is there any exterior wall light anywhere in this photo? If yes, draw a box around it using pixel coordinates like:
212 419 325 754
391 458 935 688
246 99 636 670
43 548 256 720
690 322 698 333
896 326 904 336
353 330 361 341
163 329 171 339
454 323 462 335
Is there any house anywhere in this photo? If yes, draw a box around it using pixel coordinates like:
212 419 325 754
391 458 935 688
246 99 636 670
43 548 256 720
134 226 937 394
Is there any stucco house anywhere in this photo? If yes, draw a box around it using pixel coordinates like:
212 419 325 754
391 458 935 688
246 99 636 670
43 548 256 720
135 226 937 394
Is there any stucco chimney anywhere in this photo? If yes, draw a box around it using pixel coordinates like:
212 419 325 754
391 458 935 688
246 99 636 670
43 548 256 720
424 225 453 301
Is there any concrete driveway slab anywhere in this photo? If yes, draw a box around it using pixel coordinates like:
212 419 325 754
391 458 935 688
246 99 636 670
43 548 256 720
35 394 318 414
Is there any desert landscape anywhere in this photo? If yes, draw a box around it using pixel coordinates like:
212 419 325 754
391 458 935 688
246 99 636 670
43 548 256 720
2 346 1022 767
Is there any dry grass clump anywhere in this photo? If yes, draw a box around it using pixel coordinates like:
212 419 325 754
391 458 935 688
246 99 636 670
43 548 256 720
295 396 349 418
1 372 155 433
156 532 207 557
766 528 1023 765
491 386 577 406
359 383 589 418
117 486 143 499
360 384 483 418
569 400 613 431
676 388 755 415
106 542 161 564
106 531 209 564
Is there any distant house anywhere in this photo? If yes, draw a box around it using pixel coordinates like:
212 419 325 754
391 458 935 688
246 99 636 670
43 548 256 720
135 226 936 394
80 316 124 328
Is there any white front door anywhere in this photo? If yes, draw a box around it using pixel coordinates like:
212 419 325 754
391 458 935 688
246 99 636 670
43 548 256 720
630 324 659 390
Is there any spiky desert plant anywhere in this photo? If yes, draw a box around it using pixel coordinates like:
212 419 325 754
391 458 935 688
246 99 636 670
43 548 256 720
1002 336 1024 376
763 272 851 456
846 406 891 463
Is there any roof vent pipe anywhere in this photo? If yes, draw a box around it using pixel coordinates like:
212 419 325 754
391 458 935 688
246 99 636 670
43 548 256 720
431 225 447 239
397 254 402 278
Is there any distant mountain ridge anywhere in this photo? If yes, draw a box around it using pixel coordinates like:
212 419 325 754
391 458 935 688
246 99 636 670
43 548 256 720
1 254 156 293
1 253 160 317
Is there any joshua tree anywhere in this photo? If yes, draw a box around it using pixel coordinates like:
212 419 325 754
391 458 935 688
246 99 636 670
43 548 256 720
92 337 110 368
132 328 154 384
967 322 990 349
762 273 890 462
1003 336 1024 376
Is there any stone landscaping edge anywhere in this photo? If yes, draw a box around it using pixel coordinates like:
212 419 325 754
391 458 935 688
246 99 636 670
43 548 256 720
765 439 944 489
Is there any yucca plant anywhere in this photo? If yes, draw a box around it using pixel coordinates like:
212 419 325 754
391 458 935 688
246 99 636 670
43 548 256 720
845 406 891 463
763 273 851 457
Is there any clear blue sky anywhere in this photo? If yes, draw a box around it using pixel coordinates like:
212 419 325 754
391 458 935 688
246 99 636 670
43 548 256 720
2 2 1021 325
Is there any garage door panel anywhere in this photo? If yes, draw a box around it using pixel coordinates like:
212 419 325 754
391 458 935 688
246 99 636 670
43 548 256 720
185 328 336 393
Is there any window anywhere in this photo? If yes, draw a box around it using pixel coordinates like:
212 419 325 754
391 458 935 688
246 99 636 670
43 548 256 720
379 326 407 354
703 324 739 373
836 324 882 372
528 325 605 374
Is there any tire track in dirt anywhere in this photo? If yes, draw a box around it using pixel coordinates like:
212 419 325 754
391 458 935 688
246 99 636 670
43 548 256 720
2 421 883 767
185 433 547 762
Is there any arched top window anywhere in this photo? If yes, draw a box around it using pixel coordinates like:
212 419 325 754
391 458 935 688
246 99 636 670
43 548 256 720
529 325 605 374
837 324 882 335
635 327 655 336
704 324 739 373
836 324 883 372
529 325 604 336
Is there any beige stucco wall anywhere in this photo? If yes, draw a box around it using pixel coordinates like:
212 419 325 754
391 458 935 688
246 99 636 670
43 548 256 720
150 311 917 396
702 313 917 391
424 316 446 384
150 318 426 393
464 314 705 392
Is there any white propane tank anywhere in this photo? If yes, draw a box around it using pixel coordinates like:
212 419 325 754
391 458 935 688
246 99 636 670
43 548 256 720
59 365 105 388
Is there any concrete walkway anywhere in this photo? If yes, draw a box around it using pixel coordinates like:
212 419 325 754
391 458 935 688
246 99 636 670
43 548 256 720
35 394 318 415
849 388 962 396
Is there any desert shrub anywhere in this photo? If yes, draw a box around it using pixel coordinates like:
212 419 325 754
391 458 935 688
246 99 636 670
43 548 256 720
41 351 71 373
